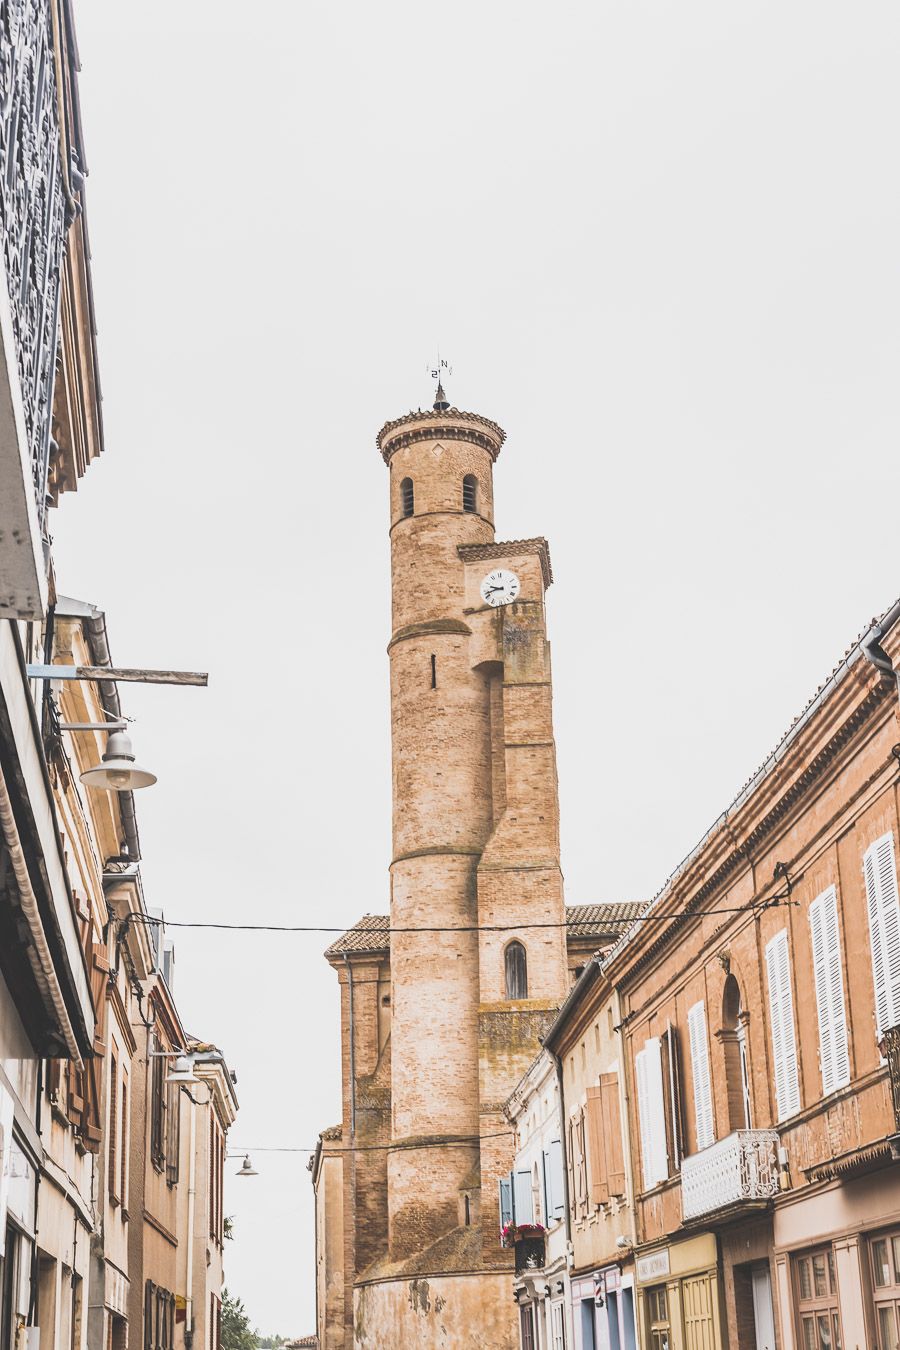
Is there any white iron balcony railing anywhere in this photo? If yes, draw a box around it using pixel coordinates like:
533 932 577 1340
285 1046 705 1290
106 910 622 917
681 1129 779 1221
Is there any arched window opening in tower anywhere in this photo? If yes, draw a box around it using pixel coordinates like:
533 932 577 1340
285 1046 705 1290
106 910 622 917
505 941 528 999
430 654 437 689
462 474 477 513
464 1194 471 1226
400 477 414 517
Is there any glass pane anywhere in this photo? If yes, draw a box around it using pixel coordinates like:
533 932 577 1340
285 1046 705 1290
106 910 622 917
799 1259 813 1300
817 1313 832 1350
802 1317 817 1350
878 1305 896 1350
827 1250 836 1293
813 1254 827 1298
832 1312 842 1350
875 1240 891 1289
893 1237 900 1284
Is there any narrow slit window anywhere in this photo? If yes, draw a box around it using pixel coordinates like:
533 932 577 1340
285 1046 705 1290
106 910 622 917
462 474 477 513
400 477 414 517
505 941 527 999
430 654 437 689
464 1195 471 1226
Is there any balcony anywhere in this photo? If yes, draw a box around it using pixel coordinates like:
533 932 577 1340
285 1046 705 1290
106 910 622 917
681 1129 779 1222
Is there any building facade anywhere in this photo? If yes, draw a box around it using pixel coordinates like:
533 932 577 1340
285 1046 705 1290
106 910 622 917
0 7 238 1350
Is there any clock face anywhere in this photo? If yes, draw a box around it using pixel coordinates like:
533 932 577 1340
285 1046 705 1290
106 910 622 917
480 569 521 607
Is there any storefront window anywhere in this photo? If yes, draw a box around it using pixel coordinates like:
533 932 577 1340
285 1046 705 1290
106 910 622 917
794 1248 842 1350
870 1232 900 1350
647 1286 670 1350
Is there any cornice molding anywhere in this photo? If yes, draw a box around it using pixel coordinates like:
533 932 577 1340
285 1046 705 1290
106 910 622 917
458 537 554 589
610 678 895 986
377 408 506 464
387 618 472 652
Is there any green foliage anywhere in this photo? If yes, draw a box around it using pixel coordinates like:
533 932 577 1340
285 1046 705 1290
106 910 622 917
221 1289 258 1350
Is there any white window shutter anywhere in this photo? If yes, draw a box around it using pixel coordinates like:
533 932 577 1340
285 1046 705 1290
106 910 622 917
765 929 801 1120
809 887 850 1095
514 1169 533 1224
687 1001 715 1150
549 1138 565 1218
864 832 900 1039
499 1175 513 1228
635 1037 668 1189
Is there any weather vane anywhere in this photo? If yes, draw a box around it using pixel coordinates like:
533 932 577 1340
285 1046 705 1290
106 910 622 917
425 351 453 408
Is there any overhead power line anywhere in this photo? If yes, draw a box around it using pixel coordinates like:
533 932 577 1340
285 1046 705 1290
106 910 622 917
121 896 793 939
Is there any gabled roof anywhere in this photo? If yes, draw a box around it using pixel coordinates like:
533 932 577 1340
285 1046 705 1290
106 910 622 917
325 902 641 959
566 901 644 937
325 914 390 958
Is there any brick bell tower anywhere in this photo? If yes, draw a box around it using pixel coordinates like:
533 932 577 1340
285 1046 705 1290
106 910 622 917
367 382 569 1343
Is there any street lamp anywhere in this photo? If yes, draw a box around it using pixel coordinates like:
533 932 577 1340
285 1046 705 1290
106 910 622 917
166 1054 200 1086
79 728 157 791
234 1155 258 1178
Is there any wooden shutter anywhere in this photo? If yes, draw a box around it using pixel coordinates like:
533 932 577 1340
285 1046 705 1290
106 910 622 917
514 1169 533 1224
108 1053 119 1199
499 1175 513 1227
600 1072 626 1196
864 832 900 1039
662 1022 684 1169
809 886 851 1094
635 1037 668 1189
687 1001 715 1150
585 1087 609 1205
765 929 801 1120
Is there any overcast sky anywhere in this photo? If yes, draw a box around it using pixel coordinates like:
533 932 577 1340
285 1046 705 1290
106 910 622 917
51 0 899 1334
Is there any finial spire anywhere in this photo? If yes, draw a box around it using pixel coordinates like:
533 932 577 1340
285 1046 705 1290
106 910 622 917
428 352 452 411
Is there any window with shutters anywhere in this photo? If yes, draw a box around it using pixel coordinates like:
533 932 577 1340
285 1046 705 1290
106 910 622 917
499 1175 513 1229
567 1110 589 1219
462 474 477 513
865 833 900 1041
794 1247 842 1350
519 1305 536 1350
150 1044 166 1171
166 1082 180 1186
108 1052 120 1204
687 1001 715 1151
400 477 414 517
635 1037 669 1190
809 886 851 1096
585 1073 626 1205
120 1075 129 1210
542 1139 565 1223
766 929 801 1121
550 1299 567 1350
721 975 752 1131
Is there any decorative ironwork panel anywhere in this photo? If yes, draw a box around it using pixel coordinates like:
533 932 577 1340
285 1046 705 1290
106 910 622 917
681 1129 779 1221
880 1024 900 1131
0 0 66 535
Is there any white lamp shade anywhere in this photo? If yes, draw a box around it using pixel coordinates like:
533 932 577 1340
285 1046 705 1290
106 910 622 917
80 730 157 791
166 1055 199 1085
236 1155 258 1177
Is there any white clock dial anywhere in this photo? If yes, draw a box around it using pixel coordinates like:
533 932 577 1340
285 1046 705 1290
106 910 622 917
480 569 521 607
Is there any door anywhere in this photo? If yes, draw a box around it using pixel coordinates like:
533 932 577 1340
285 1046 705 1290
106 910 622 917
751 1265 776 1350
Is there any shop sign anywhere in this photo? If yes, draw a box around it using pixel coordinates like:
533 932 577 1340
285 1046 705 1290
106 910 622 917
636 1249 670 1282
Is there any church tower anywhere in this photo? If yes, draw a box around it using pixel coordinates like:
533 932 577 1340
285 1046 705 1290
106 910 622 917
357 385 569 1344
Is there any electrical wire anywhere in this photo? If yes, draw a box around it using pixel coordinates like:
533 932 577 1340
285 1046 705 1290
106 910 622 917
119 896 794 939
228 1131 514 1156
